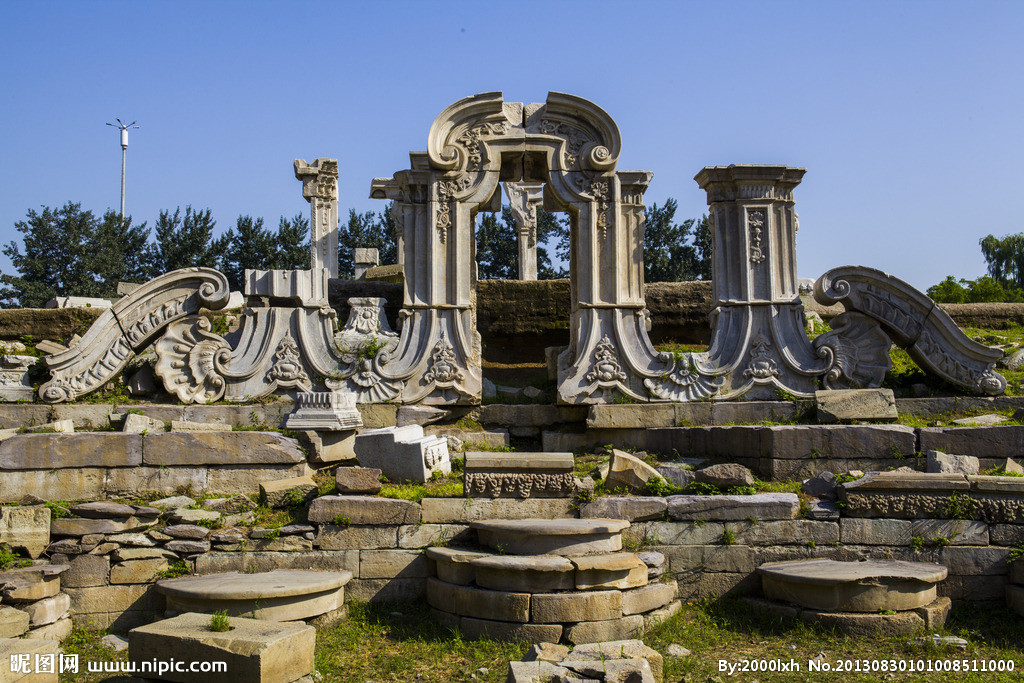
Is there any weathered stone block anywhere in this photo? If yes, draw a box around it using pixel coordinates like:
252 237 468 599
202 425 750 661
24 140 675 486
0 638 60 681
0 433 142 470
105 466 209 497
345 578 425 602
334 467 382 495
51 517 144 537
587 404 675 429
143 431 304 466
0 605 30 637
22 593 70 626
910 520 988 546
919 426 1024 462
426 578 529 622
396 524 470 549
25 616 73 641
260 476 318 509
65 584 161 616
314 525 398 550
815 389 897 423
622 581 677 615
734 520 839 546
765 424 917 460
531 589 621 623
605 450 661 494
564 614 643 645
110 559 170 585
359 550 433 579
206 464 311 495
926 450 980 475
62 554 110 588
694 463 754 488
0 506 50 558
308 496 419 525
195 551 359 575
129 612 315 683
666 493 798 521
419 497 575 523
840 518 912 545
660 545 759 573
459 616 561 643
579 497 667 522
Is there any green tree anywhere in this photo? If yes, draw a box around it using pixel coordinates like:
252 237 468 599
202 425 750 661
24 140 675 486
91 210 152 286
693 214 712 281
643 199 698 282
217 215 277 290
927 276 969 304
150 206 221 275
1 203 151 307
273 213 310 270
475 207 567 280
980 233 1024 290
338 206 396 278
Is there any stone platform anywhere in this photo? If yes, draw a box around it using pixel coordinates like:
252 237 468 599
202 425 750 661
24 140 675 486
427 518 679 644
156 569 351 623
754 559 950 635
129 612 314 683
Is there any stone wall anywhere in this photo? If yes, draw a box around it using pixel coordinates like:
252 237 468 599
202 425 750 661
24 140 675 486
8 487 1020 634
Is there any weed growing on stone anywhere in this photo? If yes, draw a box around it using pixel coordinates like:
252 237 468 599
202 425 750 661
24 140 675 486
155 560 192 579
944 492 978 520
208 610 231 632
721 527 736 545
331 515 351 527
1008 542 1024 562
0 548 31 571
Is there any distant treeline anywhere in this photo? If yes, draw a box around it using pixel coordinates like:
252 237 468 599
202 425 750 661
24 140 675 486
928 233 1024 304
0 199 710 308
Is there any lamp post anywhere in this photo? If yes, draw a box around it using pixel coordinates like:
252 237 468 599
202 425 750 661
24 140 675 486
106 118 139 219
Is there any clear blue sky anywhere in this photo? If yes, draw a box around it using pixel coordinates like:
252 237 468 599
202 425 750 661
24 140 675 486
1 0 1021 290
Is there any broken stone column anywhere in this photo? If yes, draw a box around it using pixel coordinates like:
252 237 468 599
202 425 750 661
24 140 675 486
504 182 544 281
294 158 339 279
353 248 379 279
693 165 830 398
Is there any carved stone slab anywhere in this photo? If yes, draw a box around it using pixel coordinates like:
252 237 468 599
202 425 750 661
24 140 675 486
814 266 1005 395
40 268 230 402
464 451 575 498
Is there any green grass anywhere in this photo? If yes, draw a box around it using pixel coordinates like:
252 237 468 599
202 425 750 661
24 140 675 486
54 599 1024 682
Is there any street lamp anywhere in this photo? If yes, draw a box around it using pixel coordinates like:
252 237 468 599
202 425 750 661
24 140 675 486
106 118 139 219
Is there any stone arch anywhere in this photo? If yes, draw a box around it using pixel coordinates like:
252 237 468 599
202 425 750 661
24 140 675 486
370 92 698 404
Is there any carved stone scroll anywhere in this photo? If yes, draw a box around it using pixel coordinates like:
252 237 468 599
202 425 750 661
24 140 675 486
814 266 1006 395
39 268 230 402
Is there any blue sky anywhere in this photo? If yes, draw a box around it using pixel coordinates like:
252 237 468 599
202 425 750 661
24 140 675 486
1 0 1021 290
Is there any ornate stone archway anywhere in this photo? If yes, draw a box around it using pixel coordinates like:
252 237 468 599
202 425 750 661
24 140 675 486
369 91 692 404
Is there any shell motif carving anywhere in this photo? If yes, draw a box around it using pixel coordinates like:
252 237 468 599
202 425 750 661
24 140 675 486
154 316 231 404
813 312 892 390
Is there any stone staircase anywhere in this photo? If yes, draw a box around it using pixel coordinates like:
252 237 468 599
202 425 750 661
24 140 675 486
426 518 679 644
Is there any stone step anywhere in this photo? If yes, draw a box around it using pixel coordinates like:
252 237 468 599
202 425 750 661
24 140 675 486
129 612 315 683
156 569 352 622
471 518 629 555
758 559 947 613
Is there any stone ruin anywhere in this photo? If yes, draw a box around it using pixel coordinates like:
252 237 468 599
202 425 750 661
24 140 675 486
2 92 1023 682
21 91 1005 412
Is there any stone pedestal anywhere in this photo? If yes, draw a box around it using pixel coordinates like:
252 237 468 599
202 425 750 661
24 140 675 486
691 165 829 399
0 355 37 401
353 248 379 279
284 392 362 431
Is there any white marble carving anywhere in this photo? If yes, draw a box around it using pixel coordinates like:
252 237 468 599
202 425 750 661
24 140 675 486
814 266 1006 395
0 355 37 401
503 182 544 281
39 268 230 402
353 425 450 483
370 92 674 404
284 391 363 430
812 312 892 390
294 158 339 279
353 248 378 279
